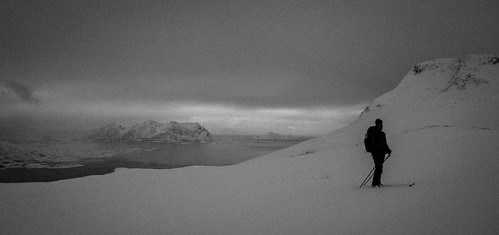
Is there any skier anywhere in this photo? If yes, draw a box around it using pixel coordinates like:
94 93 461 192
365 119 392 187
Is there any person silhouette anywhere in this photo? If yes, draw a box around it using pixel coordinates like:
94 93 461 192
365 119 392 187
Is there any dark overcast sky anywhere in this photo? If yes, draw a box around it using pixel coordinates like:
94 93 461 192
1 0 499 135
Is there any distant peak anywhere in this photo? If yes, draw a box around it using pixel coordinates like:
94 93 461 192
89 120 212 143
145 120 160 125
102 123 126 129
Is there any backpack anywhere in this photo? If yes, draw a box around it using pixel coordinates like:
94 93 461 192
364 127 374 153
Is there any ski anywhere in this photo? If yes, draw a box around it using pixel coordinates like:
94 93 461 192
383 183 416 188
364 183 416 188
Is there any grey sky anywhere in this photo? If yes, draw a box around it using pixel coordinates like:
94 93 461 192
1 0 499 135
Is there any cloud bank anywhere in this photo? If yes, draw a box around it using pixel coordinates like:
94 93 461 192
2 0 499 136
1 80 39 104
1 87 364 135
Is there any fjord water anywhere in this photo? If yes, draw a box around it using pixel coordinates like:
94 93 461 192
118 136 312 167
0 134 312 182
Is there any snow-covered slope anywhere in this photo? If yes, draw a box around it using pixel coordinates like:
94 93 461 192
89 120 212 143
357 54 499 131
1 55 498 234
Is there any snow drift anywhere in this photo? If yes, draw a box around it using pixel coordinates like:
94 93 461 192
1 54 498 234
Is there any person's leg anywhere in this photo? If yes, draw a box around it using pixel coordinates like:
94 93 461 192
372 153 384 186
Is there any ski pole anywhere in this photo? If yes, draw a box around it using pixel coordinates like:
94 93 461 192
359 154 391 188
359 167 375 188
362 154 390 187
363 171 375 187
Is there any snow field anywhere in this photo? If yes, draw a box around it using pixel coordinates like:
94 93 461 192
1 126 498 234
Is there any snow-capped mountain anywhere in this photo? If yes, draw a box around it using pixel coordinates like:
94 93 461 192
357 54 499 131
88 123 128 140
89 120 212 143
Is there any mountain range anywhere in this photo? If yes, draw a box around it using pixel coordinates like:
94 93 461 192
88 120 212 143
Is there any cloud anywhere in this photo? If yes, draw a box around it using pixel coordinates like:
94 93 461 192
170 103 365 135
2 80 39 104
1 88 365 135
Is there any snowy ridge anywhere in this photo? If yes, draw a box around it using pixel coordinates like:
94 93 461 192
89 120 212 143
358 54 499 131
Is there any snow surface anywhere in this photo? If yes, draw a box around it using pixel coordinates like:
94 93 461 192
1 54 499 234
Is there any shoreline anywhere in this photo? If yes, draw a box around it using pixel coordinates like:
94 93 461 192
0 158 186 183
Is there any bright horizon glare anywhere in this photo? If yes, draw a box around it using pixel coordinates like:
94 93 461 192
1 87 364 135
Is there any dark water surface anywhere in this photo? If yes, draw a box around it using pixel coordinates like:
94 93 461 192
123 138 306 166
0 136 311 183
